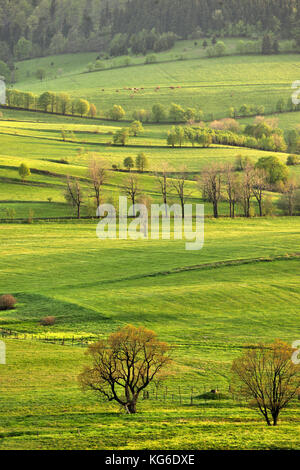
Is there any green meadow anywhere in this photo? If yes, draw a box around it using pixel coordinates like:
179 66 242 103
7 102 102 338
0 39 299 450
0 107 297 220
0 218 299 449
13 44 300 120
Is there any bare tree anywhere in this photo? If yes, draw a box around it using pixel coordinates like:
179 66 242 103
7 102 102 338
79 325 171 414
89 156 107 213
231 340 300 426
123 174 140 216
242 163 254 218
155 161 172 215
252 168 267 217
171 165 190 217
223 163 242 218
64 177 84 219
281 178 299 216
201 164 222 218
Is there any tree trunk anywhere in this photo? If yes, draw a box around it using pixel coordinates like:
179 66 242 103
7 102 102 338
163 194 168 216
272 410 279 426
96 193 100 216
245 198 250 218
77 204 81 219
213 201 218 218
126 401 137 414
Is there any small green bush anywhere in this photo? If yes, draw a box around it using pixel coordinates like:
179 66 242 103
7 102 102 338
195 391 230 400
287 155 300 166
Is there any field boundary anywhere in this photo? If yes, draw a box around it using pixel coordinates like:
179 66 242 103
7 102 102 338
105 253 300 283
2 103 300 126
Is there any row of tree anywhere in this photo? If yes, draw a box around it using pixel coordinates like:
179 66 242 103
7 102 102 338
200 157 296 218
235 34 281 55
166 123 288 153
5 90 207 124
63 153 299 220
109 30 177 57
5 86 300 131
6 89 97 118
6 98 300 158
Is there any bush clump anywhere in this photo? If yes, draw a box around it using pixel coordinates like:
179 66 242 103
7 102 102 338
0 294 17 310
40 316 56 326
195 391 230 400
287 155 300 166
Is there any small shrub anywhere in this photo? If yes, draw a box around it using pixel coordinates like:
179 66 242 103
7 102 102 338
195 391 229 400
145 54 157 64
27 208 34 224
40 316 56 326
59 158 69 164
4 207 16 220
287 155 300 166
263 195 274 216
0 294 17 310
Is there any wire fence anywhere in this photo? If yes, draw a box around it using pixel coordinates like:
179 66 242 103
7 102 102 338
0 328 235 402
2 328 299 404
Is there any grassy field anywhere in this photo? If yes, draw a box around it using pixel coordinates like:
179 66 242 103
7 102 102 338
1 105 299 222
0 218 299 450
240 110 300 133
0 42 299 450
0 110 296 219
12 44 300 120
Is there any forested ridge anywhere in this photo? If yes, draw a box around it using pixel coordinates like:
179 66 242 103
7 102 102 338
1 0 300 61
113 0 300 38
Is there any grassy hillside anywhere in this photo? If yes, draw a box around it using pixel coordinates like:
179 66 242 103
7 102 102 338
0 42 299 451
13 44 300 120
0 109 296 219
0 218 299 449
239 111 300 133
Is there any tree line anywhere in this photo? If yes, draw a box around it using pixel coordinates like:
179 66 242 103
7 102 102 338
6 89 97 118
5 86 300 129
113 0 300 42
108 30 177 57
4 91 206 124
61 152 299 220
166 118 289 153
